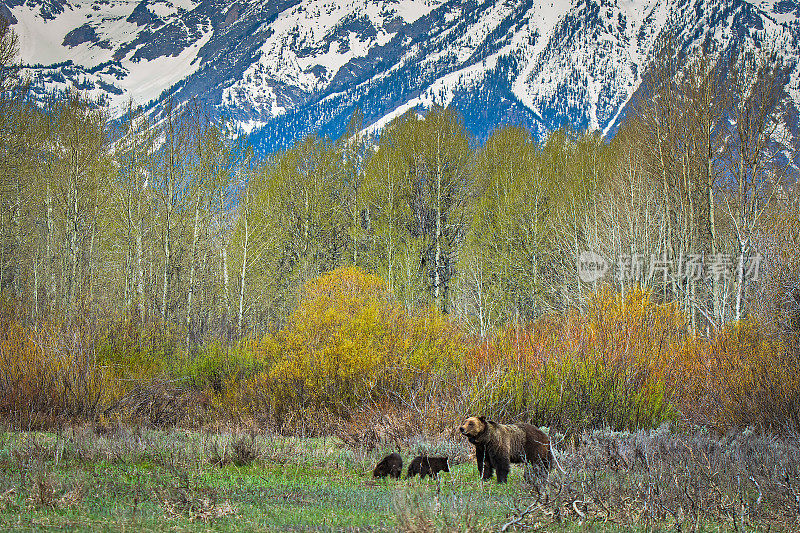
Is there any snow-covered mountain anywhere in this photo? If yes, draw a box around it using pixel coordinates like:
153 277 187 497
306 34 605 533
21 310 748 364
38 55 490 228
4 0 800 152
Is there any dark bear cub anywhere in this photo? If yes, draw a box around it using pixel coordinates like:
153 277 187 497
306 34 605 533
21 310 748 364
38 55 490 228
406 456 450 479
373 453 403 479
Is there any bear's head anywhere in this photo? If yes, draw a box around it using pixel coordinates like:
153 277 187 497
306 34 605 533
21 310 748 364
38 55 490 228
459 416 487 438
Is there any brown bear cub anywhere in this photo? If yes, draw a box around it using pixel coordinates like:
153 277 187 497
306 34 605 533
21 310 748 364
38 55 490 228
373 453 403 479
459 416 552 483
406 456 450 479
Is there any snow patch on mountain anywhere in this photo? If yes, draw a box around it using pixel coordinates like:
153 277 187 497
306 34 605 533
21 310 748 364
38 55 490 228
10 0 213 110
510 0 574 114
5 0 800 152
382 0 439 24
220 0 449 118
364 45 510 136
13 1 114 65
115 29 212 111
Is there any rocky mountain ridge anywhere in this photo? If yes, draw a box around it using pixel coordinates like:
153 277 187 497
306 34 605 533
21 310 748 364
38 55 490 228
4 0 799 152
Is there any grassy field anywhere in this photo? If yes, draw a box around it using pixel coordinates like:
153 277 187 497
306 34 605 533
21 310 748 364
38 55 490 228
0 428 514 532
0 426 795 532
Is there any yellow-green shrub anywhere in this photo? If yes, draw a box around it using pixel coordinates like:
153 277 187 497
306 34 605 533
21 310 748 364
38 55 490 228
181 338 270 391
406 306 465 383
94 317 182 404
220 267 465 422
0 303 103 428
469 351 674 432
265 267 406 416
466 288 680 432
709 318 800 433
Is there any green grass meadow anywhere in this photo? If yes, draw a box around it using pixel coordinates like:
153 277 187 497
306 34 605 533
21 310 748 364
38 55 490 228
0 428 793 532
0 430 516 532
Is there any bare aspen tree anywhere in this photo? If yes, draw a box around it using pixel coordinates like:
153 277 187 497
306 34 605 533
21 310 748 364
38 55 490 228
363 114 416 298
186 102 205 346
0 17 18 91
631 39 682 301
184 101 236 342
237 185 250 334
115 100 154 321
544 129 604 311
723 47 790 321
276 135 344 291
677 49 730 327
411 106 473 313
208 129 237 337
460 125 548 330
232 160 274 335
337 109 368 267
49 93 107 312
0 19 32 307
156 99 189 322
221 246 230 323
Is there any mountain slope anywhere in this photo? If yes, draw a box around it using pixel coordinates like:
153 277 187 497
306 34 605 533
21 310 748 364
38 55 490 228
4 0 800 152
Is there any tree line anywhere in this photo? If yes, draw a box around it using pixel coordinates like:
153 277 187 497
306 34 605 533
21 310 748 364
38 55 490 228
1 17 797 342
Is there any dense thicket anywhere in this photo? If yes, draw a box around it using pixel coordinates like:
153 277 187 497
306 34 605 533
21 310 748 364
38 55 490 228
1 19 799 433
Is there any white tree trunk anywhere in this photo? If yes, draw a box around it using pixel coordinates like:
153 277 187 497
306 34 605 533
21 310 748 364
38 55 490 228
434 131 443 311
46 185 53 310
136 225 143 321
69 191 78 310
88 202 98 306
734 240 747 322
162 220 169 321
238 215 249 334
186 201 200 346
222 246 230 322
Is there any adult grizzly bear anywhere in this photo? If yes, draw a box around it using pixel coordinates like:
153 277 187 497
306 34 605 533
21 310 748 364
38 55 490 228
459 416 552 483
406 456 449 479
372 453 403 479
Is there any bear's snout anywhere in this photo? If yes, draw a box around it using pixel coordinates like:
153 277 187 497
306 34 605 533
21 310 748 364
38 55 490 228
458 426 465 434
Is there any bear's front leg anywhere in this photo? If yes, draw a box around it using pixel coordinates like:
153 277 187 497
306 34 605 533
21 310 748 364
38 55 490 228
495 455 511 483
482 460 495 481
475 444 493 480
